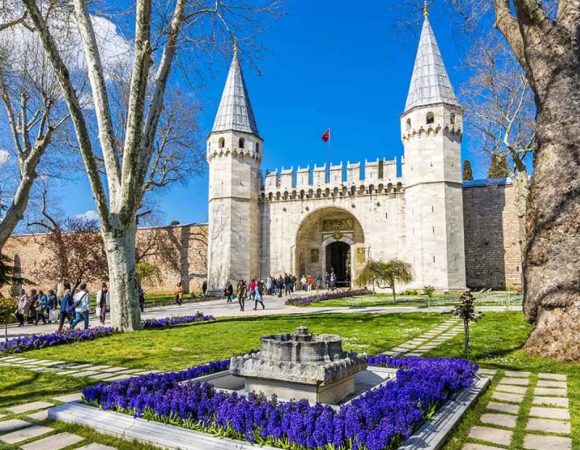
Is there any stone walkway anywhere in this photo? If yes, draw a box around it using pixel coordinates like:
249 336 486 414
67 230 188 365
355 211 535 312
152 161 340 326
0 394 115 450
463 370 572 450
382 317 463 356
0 356 161 382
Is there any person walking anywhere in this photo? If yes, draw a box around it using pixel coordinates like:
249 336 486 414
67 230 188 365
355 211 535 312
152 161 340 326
96 283 109 325
248 278 257 302
284 274 292 296
57 289 74 332
35 290 48 325
70 283 90 330
224 281 234 303
202 280 208 297
174 282 184 305
27 289 38 324
16 289 28 327
236 279 247 311
277 275 284 297
138 283 145 313
254 281 265 310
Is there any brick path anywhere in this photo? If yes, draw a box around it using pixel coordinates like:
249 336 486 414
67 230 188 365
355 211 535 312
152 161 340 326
463 370 572 450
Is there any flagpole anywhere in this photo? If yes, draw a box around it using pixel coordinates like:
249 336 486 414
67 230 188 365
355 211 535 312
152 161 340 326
327 128 332 182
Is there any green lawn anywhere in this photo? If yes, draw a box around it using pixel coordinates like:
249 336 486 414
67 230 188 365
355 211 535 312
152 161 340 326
24 312 446 370
1 310 578 449
311 290 523 309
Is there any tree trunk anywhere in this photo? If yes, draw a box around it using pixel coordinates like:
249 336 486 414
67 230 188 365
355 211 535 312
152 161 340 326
392 285 396 303
511 161 529 277
523 67 580 361
463 320 470 360
103 224 141 331
0 169 37 251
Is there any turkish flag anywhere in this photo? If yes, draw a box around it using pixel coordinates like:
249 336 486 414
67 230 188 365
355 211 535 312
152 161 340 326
321 129 330 142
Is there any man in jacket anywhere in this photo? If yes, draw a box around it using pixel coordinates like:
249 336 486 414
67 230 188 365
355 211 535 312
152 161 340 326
70 283 90 330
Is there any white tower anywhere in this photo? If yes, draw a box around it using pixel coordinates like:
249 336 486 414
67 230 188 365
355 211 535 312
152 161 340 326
401 5 466 290
206 45 262 291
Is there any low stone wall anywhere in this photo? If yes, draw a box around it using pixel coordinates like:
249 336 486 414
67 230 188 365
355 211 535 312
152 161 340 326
1 223 209 297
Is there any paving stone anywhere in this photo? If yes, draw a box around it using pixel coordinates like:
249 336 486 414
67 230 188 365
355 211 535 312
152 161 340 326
534 387 567 397
504 370 530 377
53 393 82 403
486 401 520 415
391 347 409 352
478 369 497 376
495 383 527 394
381 351 400 356
0 424 52 444
26 410 49 421
526 418 571 435
523 433 572 450
533 396 569 408
462 444 505 450
405 352 423 357
0 419 31 433
529 406 570 420
480 413 517 428
57 363 93 369
468 426 513 446
538 373 567 381
6 401 53 414
88 365 112 371
491 391 524 403
70 370 100 378
89 372 120 380
537 380 567 389
20 432 84 450
501 377 529 386
105 374 132 381
76 443 117 450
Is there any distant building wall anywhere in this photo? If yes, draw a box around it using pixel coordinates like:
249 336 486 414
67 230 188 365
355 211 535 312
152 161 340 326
0 223 209 297
463 180 522 290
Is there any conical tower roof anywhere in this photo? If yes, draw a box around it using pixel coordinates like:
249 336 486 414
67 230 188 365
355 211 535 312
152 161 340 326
212 49 259 136
404 12 459 112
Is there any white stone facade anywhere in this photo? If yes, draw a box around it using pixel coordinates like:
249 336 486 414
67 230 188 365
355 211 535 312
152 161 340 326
207 13 469 292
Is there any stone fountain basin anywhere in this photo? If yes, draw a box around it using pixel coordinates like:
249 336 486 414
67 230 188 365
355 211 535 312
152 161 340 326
179 365 397 407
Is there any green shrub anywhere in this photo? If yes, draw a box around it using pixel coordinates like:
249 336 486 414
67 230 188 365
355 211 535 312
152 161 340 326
401 289 419 296
0 297 17 340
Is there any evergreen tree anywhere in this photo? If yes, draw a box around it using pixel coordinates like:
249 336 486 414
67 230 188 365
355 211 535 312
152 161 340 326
487 154 510 179
463 160 473 181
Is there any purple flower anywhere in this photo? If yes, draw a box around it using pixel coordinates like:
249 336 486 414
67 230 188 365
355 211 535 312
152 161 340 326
285 289 369 306
82 355 477 450
143 312 215 329
0 327 115 354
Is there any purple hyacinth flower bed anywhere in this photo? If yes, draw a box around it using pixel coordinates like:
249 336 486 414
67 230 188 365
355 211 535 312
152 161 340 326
82 355 477 450
285 289 369 306
142 312 215 329
0 327 115 354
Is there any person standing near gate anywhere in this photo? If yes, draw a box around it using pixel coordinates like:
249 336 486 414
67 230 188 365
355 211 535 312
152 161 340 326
236 280 247 311
96 283 109 325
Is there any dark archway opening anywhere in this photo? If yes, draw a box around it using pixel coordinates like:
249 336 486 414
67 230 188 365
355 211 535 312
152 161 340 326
326 241 351 287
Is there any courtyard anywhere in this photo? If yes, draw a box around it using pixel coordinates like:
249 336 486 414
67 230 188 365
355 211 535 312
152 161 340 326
0 299 578 449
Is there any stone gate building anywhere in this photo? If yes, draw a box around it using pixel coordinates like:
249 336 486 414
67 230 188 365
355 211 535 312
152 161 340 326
206 12 522 292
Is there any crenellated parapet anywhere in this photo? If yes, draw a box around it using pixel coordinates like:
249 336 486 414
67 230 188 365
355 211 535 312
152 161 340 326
262 158 404 201
401 104 463 142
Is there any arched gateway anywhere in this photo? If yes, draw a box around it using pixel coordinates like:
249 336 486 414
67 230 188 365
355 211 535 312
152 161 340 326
294 207 365 287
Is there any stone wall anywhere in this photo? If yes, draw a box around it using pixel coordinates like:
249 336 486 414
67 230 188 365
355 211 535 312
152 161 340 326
0 223 209 297
463 180 522 290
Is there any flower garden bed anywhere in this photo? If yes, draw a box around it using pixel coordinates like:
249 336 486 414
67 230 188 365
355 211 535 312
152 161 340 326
0 312 215 354
143 312 215 329
80 356 478 450
285 289 369 306
0 327 115 353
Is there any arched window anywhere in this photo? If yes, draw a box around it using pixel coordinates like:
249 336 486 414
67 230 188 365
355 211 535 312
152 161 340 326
426 112 434 124
218 137 225 148
406 118 411 130
450 113 456 125
255 142 260 153
239 138 245 149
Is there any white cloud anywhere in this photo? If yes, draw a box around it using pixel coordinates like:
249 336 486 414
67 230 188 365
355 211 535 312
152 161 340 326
75 210 99 221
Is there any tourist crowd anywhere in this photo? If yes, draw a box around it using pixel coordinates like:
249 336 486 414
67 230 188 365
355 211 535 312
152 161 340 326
14 281 145 332
222 271 338 311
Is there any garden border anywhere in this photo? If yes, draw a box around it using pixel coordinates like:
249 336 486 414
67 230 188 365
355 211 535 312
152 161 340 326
48 373 490 450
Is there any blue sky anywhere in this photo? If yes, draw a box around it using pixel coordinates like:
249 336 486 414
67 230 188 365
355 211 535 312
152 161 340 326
56 0 493 225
